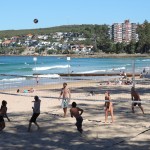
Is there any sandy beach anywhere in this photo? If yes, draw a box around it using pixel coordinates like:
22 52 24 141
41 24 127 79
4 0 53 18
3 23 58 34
0 79 150 150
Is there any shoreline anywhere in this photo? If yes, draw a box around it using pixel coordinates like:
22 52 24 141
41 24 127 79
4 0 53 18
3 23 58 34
0 53 150 58
0 73 138 91
0 74 142 93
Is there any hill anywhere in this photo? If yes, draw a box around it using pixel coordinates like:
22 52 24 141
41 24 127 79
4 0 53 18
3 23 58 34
0 24 107 38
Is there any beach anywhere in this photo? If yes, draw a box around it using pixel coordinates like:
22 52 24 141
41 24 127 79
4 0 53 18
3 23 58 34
0 79 150 150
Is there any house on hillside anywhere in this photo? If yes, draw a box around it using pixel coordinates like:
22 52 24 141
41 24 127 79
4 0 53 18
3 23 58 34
2 40 12 47
61 43 69 50
26 34 33 40
37 35 49 40
11 36 20 41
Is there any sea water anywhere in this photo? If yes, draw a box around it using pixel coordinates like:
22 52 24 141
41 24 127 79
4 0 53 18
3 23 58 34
0 56 149 90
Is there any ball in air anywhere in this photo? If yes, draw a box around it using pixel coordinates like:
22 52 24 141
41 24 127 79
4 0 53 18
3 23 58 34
33 19 38 24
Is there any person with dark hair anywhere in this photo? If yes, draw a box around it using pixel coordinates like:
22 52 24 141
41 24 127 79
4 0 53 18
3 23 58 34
131 87 144 114
58 82 71 117
0 100 10 131
70 102 83 133
28 96 41 132
104 91 114 123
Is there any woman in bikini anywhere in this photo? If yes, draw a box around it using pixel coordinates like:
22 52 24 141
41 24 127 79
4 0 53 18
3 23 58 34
104 91 114 123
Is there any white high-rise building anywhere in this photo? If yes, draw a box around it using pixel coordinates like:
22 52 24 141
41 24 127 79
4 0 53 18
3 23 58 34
110 20 139 43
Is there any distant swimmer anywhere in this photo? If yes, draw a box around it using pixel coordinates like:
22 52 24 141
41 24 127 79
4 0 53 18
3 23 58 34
131 87 144 114
58 83 71 117
70 102 83 134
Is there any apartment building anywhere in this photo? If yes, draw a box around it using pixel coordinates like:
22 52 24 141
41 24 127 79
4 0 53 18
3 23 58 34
110 20 139 43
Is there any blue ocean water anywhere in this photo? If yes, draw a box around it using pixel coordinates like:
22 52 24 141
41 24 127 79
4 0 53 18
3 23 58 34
0 56 150 90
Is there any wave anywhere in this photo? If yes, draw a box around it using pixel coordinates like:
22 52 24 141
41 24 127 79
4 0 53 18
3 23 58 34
114 67 126 70
142 59 150 61
107 67 126 71
36 74 60 78
24 62 30 65
144 67 150 69
0 63 6 64
77 70 106 74
32 65 70 71
1 77 26 82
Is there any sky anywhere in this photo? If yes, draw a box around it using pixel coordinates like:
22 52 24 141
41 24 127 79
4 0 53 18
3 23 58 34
0 0 149 31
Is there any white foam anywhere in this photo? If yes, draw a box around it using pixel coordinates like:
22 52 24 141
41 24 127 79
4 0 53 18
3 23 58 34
142 59 150 61
144 67 150 69
24 62 29 65
25 75 33 77
1 77 26 82
34 74 60 78
32 65 70 71
77 70 106 74
114 67 126 70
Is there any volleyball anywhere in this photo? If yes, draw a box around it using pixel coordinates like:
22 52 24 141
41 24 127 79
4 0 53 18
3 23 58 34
33 19 38 24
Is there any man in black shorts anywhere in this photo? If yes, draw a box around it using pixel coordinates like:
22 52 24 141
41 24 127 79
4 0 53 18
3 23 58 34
28 96 41 132
131 87 144 114
70 102 83 133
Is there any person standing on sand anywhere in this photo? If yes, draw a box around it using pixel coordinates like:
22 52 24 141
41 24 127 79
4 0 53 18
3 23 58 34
28 96 41 132
122 71 127 79
104 91 114 123
131 87 144 114
36 75 39 85
0 100 10 131
70 102 83 134
58 83 71 117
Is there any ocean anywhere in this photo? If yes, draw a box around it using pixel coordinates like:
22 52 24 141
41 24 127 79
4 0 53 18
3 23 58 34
0 56 150 90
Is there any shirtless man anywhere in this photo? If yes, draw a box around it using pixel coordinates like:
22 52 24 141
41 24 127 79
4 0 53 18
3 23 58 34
131 87 144 114
70 102 83 133
58 83 71 117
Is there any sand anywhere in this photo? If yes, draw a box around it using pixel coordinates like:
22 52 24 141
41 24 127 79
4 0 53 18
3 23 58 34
0 80 150 150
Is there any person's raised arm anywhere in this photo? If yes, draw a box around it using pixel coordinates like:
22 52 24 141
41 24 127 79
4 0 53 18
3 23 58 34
78 107 83 115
